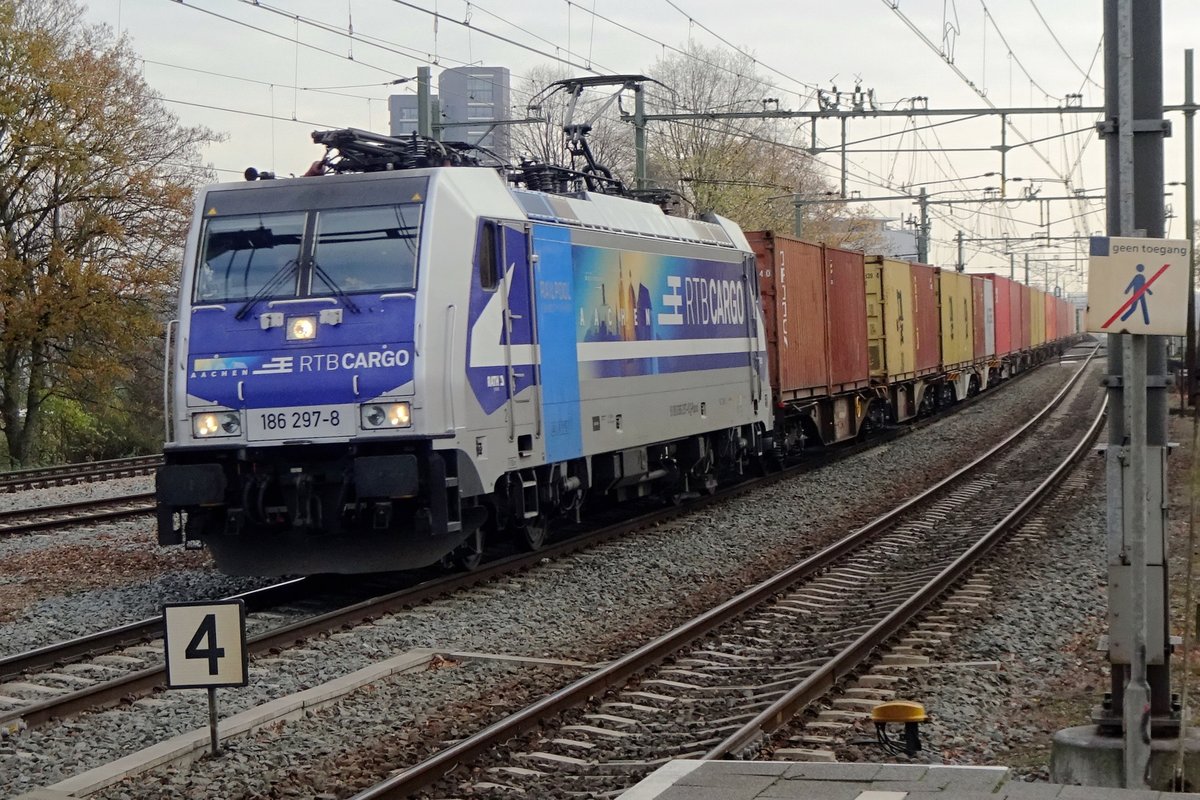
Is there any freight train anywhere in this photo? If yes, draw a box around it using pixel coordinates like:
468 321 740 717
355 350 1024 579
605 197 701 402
155 127 1078 576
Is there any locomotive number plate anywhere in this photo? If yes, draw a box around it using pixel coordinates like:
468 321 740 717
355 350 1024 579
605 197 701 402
247 404 354 440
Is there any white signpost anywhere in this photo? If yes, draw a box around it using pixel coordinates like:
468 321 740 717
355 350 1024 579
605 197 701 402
163 600 248 756
1086 236 1192 335
1088 235 1191 787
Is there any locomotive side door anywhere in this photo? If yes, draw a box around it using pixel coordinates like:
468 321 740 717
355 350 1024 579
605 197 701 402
743 252 764 409
498 222 542 459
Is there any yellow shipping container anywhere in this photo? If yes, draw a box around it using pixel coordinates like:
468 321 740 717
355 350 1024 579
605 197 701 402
1031 287 1046 346
865 257 917 381
937 269 974 368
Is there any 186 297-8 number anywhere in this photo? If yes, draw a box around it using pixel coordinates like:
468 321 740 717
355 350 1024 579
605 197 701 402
258 409 341 430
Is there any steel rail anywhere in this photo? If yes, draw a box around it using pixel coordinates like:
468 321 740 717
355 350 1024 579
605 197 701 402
0 492 155 535
347 346 1100 799
704 398 1108 758
0 455 161 492
0 578 311 682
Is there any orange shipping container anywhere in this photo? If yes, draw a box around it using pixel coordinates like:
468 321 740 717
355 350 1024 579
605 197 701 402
985 274 1014 356
748 233 870 400
971 276 988 360
911 264 941 373
824 245 870 391
1045 293 1058 342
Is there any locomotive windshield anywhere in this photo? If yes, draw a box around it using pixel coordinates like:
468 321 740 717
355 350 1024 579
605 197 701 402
313 205 420 294
196 212 305 304
194 203 422 304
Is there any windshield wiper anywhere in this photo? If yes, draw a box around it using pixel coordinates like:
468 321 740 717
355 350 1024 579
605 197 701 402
234 258 301 320
311 260 362 314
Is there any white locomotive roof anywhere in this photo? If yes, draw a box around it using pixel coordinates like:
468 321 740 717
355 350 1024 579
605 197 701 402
201 167 741 250
510 187 737 248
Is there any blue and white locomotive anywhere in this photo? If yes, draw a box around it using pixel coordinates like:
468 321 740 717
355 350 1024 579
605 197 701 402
156 127 771 575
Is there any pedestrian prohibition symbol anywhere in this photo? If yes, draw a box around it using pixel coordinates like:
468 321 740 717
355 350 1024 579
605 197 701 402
1085 236 1192 336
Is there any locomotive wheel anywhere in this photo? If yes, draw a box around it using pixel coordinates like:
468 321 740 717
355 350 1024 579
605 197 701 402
513 515 547 551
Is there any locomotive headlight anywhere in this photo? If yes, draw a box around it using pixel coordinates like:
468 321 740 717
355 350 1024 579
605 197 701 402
192 411 241 438
287 315 318 341
360 401 412 429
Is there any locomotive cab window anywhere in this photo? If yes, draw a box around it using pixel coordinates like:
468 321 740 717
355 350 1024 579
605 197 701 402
313 204 421 294
478 221 499 291
195 212 305 304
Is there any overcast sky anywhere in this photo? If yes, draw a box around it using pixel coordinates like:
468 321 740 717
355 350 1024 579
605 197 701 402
83 1 1200 290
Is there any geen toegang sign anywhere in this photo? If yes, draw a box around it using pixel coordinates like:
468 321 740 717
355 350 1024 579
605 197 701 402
1086 236 1192 336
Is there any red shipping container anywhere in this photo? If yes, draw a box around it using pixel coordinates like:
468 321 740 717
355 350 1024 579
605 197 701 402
985 274 1013 356
748 232 870 400
823 245 870 392
910 263 940 373
1044 293 1057 342
971 276 987 360
748 232 828 400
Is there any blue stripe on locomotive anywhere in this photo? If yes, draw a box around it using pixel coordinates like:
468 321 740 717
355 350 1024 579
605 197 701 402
185 295 416 409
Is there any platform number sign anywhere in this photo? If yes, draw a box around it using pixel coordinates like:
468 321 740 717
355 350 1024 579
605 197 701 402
163 600 248 689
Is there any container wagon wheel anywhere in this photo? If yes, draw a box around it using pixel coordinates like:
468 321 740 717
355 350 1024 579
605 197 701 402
513 514 548 551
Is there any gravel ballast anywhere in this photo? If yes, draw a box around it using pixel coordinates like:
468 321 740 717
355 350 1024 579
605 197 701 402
0 358 1100 797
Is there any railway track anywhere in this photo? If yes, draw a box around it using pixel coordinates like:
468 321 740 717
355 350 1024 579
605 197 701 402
0 454 160 493
0 348 1097 740
0 491 155 536
346 346 1104 799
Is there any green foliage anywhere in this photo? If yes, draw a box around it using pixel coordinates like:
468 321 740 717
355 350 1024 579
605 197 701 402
0 0 216 466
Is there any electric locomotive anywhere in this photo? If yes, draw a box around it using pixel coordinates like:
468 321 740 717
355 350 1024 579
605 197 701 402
156 126 772 575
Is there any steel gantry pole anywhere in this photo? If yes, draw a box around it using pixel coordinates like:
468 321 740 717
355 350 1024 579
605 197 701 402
917 188 929 263
1185 49 1196 402
1101 0 1171 789
634 83 647 192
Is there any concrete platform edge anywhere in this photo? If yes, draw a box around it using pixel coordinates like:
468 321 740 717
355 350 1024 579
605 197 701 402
26 648 436 798
618 759 707 800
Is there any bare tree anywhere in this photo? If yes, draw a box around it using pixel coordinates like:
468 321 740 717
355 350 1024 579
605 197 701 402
511 65 635 184
642 41 882 250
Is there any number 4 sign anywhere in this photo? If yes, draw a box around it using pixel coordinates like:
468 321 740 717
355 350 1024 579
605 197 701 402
164 600 248 756
164 600 248 689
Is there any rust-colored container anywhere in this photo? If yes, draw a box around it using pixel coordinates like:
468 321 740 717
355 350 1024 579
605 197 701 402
937 269 974 368
986 274 1013 356
971 276 987 360
1018 283 1032 350
747 231 829 400
823 245 870 392
910 263 941 373
1044 293 1057 342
